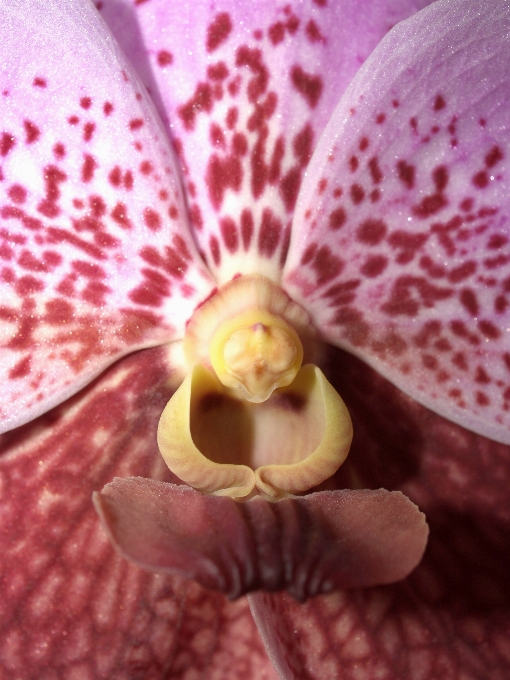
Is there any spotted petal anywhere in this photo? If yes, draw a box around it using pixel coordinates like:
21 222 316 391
0 0 214 434
99 0 433 285
284 0 510 445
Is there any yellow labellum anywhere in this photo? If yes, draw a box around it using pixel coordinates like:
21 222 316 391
157 363 353 500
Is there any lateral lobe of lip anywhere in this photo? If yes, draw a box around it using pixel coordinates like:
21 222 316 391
94 477 429 601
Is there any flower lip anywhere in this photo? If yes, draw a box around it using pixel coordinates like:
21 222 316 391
157 362 353 500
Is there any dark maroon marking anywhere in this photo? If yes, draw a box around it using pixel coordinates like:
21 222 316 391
447 261 476 283
452 352 468 370
350 184 364 204
258 208 282 258
487 234 508 249
476 391 490 406
129 118 144 131
485 145 503 168
459 288 479 316
226 107 238 129
503 353 510 371
420 255 446 278
47 226 104 259
206 154 242 210
413 319 441 348
32 77 47 88
375 113 385 124
349 156 359 172
478 319 501 339
143 208 162 232
109 166 122 187
83 122 95 142
207 62 229 81
269 21 285 45
301 242 317 266
495 295 509 313
68 115 79 125
472 171 489 188
178 83 214 130
285 14 300 34
267 137 284 183
361 255 388 278
8 185 27 204
236 47 269 103
220 216 239 254
359 137 369 151
321 279 360 306
357 218 387 245
280 167 301 212
232 132 248 157
80 97 92 109
209 235 220 266
412 193 447 218
206 12 232 52
293 124 313 167
189 204 203 230
433 166 448 192
140 161 153 175
157 50 173 67
290 65 323 108
396 160 415 189
111 203 132 229
475 366 491 384
81 155 96 183
306 19 325 42
23 120 40 144
381 276 453 316
433 94 446 110
422 354 438 370
313 0 327 6
310 246 344 285
37 165 66 218
240 209 254 250
53 143 65 158
332 306 370 346
460 197 474 212
0 133 15 157
168 205 178 220
209 123 225 148
16 275 43 295
129 268 171 307
368 157 382 184
103 101 113 116
329 207 346 230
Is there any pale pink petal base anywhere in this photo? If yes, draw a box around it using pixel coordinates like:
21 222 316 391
0 346 274 679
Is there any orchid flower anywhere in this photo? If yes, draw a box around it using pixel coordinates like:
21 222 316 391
0 0 509 678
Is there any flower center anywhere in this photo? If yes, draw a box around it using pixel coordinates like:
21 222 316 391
158 275 353 500
209 309 303 402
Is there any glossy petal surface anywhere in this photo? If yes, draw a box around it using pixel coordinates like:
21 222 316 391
284 0 510 444
0 0 214 434
99 0 433 284
0 346 276 679
250 347 510 680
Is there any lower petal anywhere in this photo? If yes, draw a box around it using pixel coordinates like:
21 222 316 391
0 346 273 678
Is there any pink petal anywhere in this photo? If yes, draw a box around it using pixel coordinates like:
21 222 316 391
0 0 214 433
250 346 510 680
0 345 275 679
94 479 428 600
98 0 432 284
283 0 510 444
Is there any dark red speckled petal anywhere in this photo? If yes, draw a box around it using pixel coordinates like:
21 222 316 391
284 0 510 445
98 0 433 284
0 0 215 434
94 479 428 600
249 346 510 680
0 346 277 679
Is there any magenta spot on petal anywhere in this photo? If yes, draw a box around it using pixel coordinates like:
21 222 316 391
396 160 415 189
220 216 238 254
329 207 346 231
80 96 92 109
157 50 173 67
24 120 40 144
258 208 281 258
0 132 16 157
143 208 162 232
206 12 232 52
290 65 323 108
357 218 387 245
209 235 220 266
433 94 446 110
32 77 47 88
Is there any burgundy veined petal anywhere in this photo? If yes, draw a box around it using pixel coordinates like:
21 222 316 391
0 0 214 434
98 0 435 285
94 478 428 601
283 0 510 445
0 346 276 679
249 346 510 680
